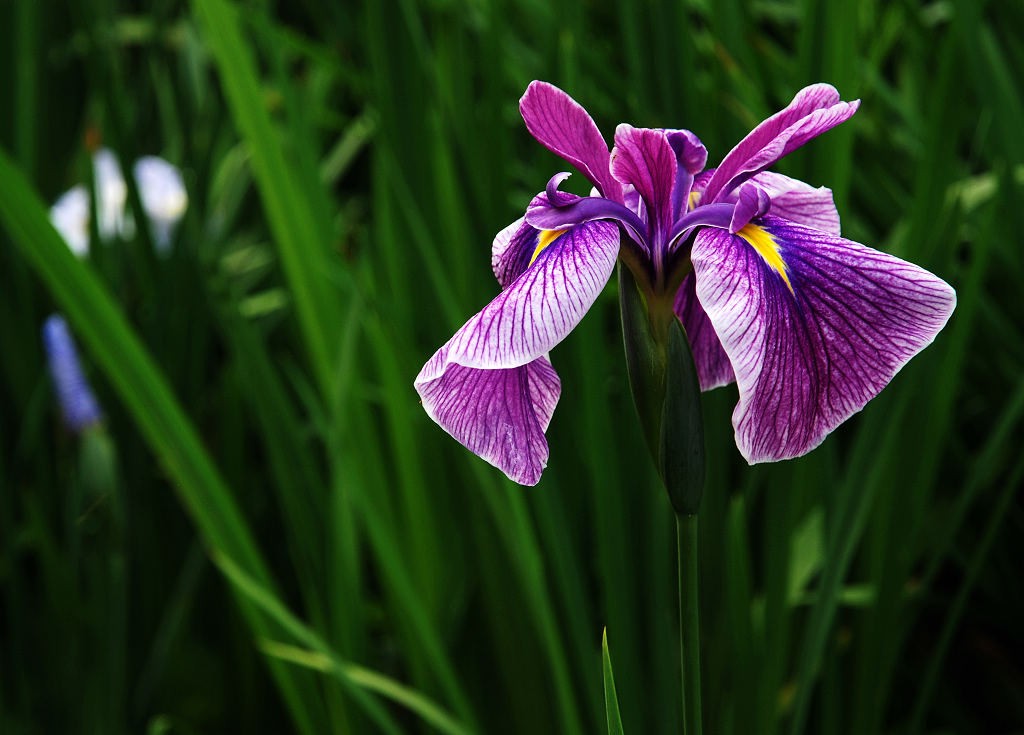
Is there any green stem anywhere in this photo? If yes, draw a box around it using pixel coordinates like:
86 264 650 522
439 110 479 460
677 512 702 735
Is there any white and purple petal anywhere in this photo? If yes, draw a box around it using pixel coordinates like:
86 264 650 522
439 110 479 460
438 219 618 370
416 356 560 485
702 85 859 204
673 274 735 391
519 82 622 202
691 215 956 463
491 216 534 288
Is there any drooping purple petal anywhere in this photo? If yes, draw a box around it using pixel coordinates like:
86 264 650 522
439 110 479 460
433 220 619 371
691 215 956 463
702 85 859 204
519 82 622 202
610 125 676 244
673 275 735 391
416 355 560 485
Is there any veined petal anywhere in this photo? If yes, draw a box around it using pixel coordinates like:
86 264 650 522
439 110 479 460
673 274 735 391
610 125 676 242
520 82 622 202
703 84 859 204
491 216 534 288
440 220 619 370
415 356 560 485
691 215 956 463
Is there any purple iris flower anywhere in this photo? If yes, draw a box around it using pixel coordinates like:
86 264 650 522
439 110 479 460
43 314 103 433
415 82 956 485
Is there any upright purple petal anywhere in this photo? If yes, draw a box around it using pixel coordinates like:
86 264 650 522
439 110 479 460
416 356 560 485
691 215 955 463
665 129 708 175
702 84 859 204
430 220 619 371
665 130 706 220
519 82 622 202
610 125 676 243
673 275 735 391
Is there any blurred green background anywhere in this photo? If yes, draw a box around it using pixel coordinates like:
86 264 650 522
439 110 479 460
2 0 1022 733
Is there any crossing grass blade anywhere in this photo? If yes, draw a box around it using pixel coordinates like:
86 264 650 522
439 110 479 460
212 550 478 735
0 146 325 734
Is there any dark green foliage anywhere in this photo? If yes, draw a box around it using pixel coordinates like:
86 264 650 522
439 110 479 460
1 1 1022 734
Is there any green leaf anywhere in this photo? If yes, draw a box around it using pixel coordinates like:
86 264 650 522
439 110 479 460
618 263 705 515
0 146 321 734
192 0 344 402
618 263 664 463
660 314 705 515
602 629 626 735
213 550 477 735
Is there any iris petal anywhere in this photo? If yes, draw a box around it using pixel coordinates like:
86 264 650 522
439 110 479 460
691 215 956 463
426 220 619 372
491 216 536 288
416 356 560 485
610 125 676 243
519 82 622 202
702 84 859 204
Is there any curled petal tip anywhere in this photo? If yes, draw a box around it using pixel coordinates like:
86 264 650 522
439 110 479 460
545 172 576 206
728 183 772 233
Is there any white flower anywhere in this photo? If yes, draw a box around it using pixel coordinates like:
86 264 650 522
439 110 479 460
93 148 128 241
49 185 90 257
133 156 188 252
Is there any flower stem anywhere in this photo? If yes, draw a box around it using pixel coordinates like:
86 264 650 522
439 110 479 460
677 512 702 735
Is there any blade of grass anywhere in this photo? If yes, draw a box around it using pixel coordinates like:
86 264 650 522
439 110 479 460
0 147 321 735
212 550 477 735
905 455 1024 734
192 0 343 402
602 629 626 735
